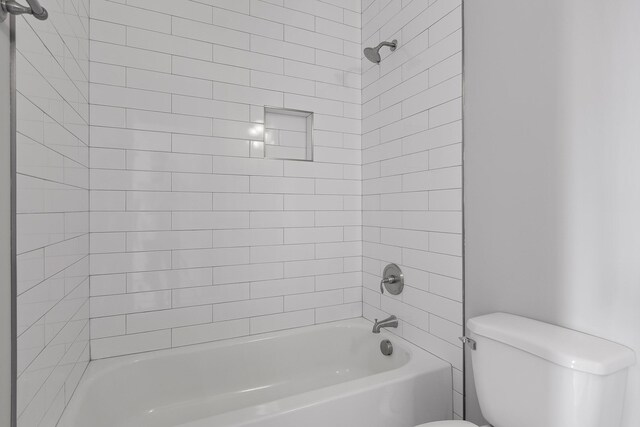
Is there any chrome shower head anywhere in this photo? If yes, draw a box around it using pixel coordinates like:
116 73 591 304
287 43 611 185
363 39 398 64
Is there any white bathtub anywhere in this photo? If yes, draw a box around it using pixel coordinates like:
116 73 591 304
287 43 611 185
58 319 453 427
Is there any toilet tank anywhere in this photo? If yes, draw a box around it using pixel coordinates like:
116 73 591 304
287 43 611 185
467 313 636 427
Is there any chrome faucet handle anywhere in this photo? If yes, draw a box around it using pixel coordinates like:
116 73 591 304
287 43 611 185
379 276 396 294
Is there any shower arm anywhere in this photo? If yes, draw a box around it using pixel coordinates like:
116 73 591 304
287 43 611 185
375 41 397 51
0 0 48 21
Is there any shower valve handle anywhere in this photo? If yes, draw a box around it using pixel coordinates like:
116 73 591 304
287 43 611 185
380 276 397 294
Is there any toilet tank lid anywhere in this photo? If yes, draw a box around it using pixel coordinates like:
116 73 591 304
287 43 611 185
468 313 636 375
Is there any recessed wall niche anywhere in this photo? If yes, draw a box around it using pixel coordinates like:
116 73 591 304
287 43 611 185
263 107 314 161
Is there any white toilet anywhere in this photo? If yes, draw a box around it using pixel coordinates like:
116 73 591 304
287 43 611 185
417 312 636 427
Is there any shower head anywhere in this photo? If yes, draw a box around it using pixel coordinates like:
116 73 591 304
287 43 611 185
363 39 398 64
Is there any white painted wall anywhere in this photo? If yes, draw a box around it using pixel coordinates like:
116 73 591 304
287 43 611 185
464 0 640 425
361 0 463 419
1 14 13 427
88 0 363 358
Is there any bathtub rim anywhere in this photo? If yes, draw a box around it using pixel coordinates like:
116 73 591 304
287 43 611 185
85 318 448 377
61 317 453 427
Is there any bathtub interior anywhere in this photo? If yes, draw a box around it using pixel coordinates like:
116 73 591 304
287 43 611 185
65 322 418 427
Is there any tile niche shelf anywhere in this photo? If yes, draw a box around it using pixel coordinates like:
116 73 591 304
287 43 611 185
263 107 314 161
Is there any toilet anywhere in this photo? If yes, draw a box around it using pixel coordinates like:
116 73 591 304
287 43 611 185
417 312 636 427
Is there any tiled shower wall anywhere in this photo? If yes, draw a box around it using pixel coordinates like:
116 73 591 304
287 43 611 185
361 0 463 419
88 0 363 358
15 0 91 425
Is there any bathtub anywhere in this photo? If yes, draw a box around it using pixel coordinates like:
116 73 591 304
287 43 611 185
58 318 453 427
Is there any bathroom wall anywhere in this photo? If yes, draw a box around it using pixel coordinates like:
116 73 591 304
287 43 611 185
14 0 91 425
1 15 12 427
464 0 640 426
361 0 463 419
88 0 363 358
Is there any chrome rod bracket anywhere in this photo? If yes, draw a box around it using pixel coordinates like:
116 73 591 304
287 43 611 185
459 336 477 350
1 0 48 21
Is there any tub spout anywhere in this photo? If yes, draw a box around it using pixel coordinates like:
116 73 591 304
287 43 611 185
372 315 398 333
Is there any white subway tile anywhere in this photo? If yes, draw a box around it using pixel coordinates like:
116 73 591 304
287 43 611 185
75 0 462 370
127 0 213 23
429 189 462 211
90 316 125 339
91 291 171 317
213 229 283 247
173 56 250 86
90 63 126 86
172 211 249 230
127 192 212 211
316 17 360 43
126 151 212 173
91 126 172 151
171 17 250 50
172 247 250 269
127 27 212 60
90 252 172 275
127 231 213 252
90 20 126 45
430 273 462 302
212 156 282 176
91 41 171 73
211 297 283 322
90 212 171 233
213 263 283 284
250 276 315 298
429 98 462 128
284 26 343 53
250 211 314 228
251 36 315 64
251 71 315 96
213 7 283 39
250 244 315 263
316 241 361 258
90 169 171 191
172 319 250 347
90 233 126 254
172 173 249 193
316 302 361 323
204 0 250 14
213 45 284 74
284 0 342 22
284 258 342 278
283 195 342 210
126 109 213 135
127 69 212 98
213 82 283 106
127 306 213 334
171 283 249 309
250 176 314 194
91 330 171 359
172 134 250 157
91 0 171 34
90 274 126 296
284 227 343 244
128 268 212 293
250 309 314 334
284 289 343 311
212 193 283 210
